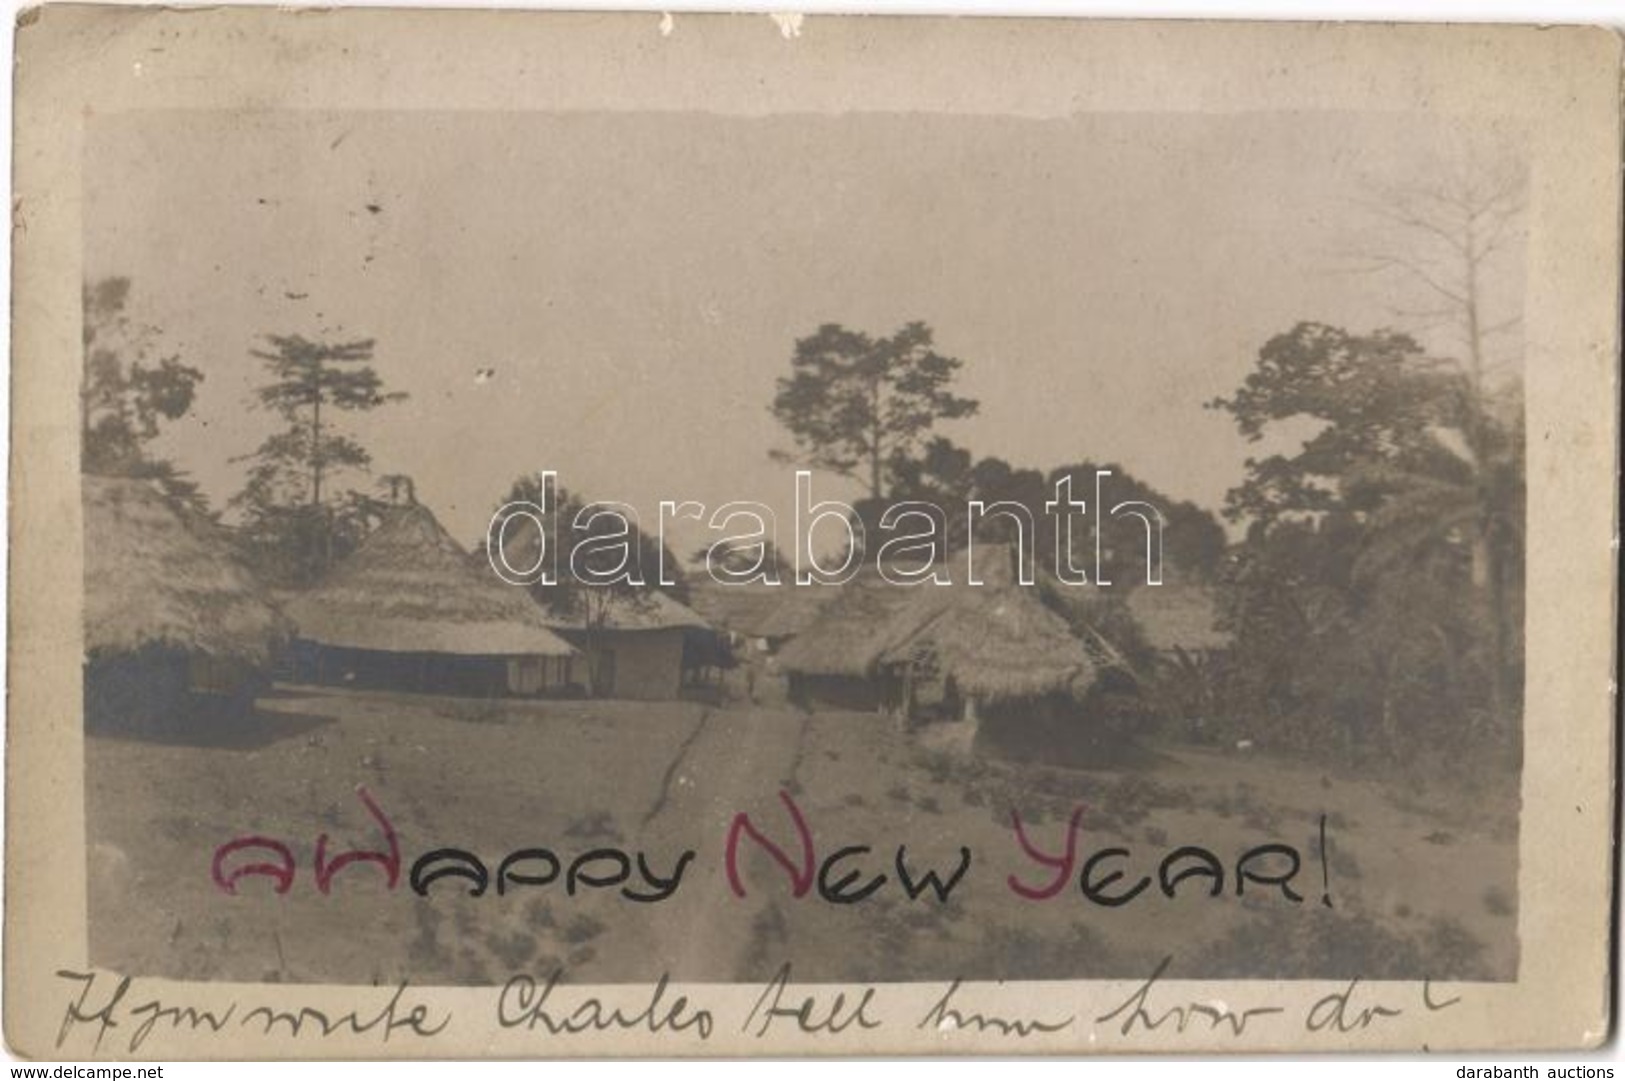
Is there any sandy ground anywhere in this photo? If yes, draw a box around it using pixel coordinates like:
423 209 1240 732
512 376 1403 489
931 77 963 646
84 685 1519 986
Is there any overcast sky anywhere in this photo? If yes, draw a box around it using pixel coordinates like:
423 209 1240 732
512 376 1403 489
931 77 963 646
86 108 1524 553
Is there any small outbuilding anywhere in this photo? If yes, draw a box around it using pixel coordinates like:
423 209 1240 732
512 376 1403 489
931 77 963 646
541 591 721 701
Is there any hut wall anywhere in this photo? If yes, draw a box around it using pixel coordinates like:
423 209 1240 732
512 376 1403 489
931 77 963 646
787 673 888 713
85 651 191 732
85 647 264 733
571 628 685 700
507 654 577 696
290 640 574 698
189 653 266 697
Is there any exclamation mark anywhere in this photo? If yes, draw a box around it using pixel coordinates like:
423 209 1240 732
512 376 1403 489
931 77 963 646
1318 813 1333 908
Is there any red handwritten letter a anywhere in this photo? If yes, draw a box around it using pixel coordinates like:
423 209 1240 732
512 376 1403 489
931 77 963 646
314 784 401 894
212 837 296 895
725 790 815 898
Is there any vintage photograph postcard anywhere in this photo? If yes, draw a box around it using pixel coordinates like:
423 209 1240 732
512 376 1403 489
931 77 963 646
6 7 1620 1059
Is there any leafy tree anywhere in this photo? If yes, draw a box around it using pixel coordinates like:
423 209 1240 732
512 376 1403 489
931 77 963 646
1209 322 1455 525
1346 166 1528 732
1213 168 1531 743
879 435 980 550
770 322 979 501
1043 462 1226 586
1209 321 1525 761
231 334 406 586
1345 379 1525 732
80 276 206 509
884 440 1226 585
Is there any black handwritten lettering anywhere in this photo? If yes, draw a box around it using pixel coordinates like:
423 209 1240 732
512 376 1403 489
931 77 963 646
1158 846 1225 898
1423 980 1462 1012
919 979 1072 1037
241 982 450 1041
1080 848 1151 907
496 848 561 894
1306 979 1402 1032
622 850 696 903
128 997 235 1052
498 971 713 1039
56 970 128 1052
895 847 971 902
410 848 490 897
56 970 447 1054
1235 844 1304 903
1097 957 1285 1037
743 963 881 1038
817 846 887 904
567 848 631 894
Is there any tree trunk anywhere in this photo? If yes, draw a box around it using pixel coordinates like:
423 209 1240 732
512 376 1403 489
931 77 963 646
311 391 323 506
311 390 331 578
1487 540 1511 736
1463 223 1513 737
868 370 883 501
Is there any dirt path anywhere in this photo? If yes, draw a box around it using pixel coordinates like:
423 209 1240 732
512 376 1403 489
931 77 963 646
632 706 809 980
86 689 1519 984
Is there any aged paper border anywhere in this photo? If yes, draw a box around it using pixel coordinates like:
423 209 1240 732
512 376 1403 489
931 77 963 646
7 7 1620 1057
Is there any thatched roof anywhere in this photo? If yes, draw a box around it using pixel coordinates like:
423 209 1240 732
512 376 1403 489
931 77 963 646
541 589 711 634
875 547 1110 701
771 574 913 677
778 545 1115 701
756 587 839 639
485 518 710 635
285 503 575 657
687 580 793 638
1125 584 1230 652
83 475 292 665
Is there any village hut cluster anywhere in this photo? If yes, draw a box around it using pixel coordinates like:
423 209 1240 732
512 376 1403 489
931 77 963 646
84 478 1222 765
279 501 726 700
83 480 728 731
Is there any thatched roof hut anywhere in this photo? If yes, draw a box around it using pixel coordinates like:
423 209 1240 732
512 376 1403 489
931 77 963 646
285 503 574 658
755 587 840 642
873 547 1112 703
778 545 1118 705
772 573 914 679
84 475 291 666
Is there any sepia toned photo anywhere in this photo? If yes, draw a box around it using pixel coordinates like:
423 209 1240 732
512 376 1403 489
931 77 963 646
7 9 1618 1058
